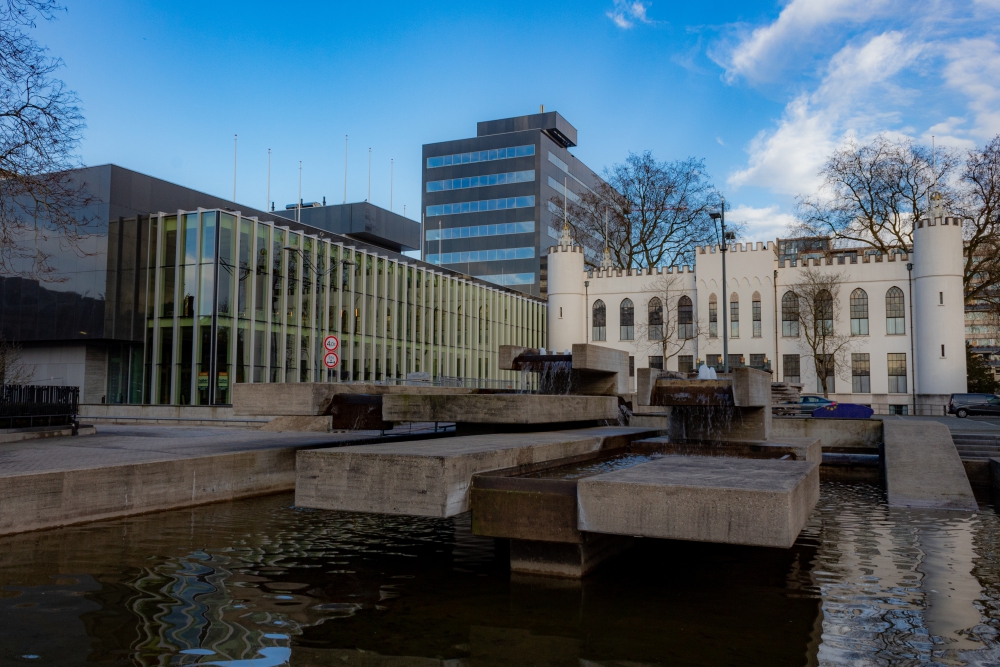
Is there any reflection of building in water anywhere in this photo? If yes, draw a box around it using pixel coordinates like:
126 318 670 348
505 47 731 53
812 487 995 664
127 552 301 666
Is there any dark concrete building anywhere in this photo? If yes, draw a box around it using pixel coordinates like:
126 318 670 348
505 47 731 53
282 202 421 254
422 111 602 297
2 164 512 404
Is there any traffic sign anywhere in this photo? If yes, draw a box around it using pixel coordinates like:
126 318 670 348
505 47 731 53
323 351 340 368
323 335 340 352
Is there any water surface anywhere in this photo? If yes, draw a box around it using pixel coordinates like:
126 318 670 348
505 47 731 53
0 483 998 666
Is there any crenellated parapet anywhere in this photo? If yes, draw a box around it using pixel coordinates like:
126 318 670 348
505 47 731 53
696 241 774 254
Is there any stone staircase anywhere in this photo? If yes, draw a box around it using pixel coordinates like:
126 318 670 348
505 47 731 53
951 432 1000 461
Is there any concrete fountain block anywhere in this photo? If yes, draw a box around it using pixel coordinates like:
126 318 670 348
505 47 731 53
577 456 819 548
296 426 661 517
381 394 619 424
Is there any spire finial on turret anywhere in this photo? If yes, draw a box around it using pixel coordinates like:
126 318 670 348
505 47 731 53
560 218 573 247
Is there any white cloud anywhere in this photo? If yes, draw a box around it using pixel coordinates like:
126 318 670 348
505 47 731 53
943 38 1000 139
718 0 893 83
728 204 800 241
607 1 651 29
728 32 920 196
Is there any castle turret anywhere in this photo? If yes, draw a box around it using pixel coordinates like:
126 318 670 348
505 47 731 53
546 224 586 352
912 193 967 399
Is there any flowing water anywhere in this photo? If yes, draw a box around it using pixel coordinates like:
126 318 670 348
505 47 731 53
1 483 999 666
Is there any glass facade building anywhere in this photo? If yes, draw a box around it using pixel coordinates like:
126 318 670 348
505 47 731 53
140 209 547 405
422 111 602 297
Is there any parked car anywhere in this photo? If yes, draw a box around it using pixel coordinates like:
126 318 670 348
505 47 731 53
949 393 1000 418
797 395 836 415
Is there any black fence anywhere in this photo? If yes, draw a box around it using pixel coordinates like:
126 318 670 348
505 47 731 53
0 384 79 429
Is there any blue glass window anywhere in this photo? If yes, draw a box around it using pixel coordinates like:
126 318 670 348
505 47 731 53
477 272 536 286
426 144 535 168
427 170 535 192
426 247 535 265
425 220 534 241
426 196 535 217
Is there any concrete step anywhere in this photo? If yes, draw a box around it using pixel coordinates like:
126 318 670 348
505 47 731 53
882 421 978 511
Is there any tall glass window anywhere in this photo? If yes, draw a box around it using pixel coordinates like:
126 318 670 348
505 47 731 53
708 294 717 338
888 353 907 392
781 291 799 336
816 354 835 394
816 290 833 336
620 299 634 340
730 294 739 338
886 287 905 334
677 296 693 339
852 353 870 393
850 288 869 335
648 297 663 340
783 354 800 384
752 292 762 338
592 300 606 341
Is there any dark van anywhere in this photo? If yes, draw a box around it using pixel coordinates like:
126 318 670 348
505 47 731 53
949 393 1000 418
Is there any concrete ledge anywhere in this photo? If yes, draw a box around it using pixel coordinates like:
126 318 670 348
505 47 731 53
381 394 619 425
577 456 819 548
631 436 822 463
232 382 478 416
772 417 882 450
296 426 660 518
0 447 297 535
0 425 96 444
883 421 977 511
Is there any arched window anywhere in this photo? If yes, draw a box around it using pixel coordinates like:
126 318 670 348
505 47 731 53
677 296 694 339
708 294 718 338
815 290 833 336
620 299 634 340
729 293 739 338
781 291 799 337
886 287 905 334
648 297 663 340
850 288 869 335
592 300 606 341
752 291 762 338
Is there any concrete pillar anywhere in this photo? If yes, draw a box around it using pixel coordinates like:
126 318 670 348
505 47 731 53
546 242 585 353
912 196 967 397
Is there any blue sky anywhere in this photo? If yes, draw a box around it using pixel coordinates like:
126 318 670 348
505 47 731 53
30 0 1000 242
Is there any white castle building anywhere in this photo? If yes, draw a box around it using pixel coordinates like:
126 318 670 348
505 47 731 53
547 200 967 414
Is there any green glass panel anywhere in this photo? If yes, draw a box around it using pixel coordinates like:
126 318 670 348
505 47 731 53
201 211 216 261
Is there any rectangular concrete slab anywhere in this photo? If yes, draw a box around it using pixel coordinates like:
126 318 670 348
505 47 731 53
232 382 477 416
577 456 819 548
381 394 619 424
295 426 660 517
631 436 822 463
883 421 978 511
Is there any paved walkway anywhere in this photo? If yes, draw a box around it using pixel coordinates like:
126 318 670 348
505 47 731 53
0 423 448 477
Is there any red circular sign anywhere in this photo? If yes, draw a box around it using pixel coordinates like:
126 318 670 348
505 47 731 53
324 335 340 352
323 352 340 368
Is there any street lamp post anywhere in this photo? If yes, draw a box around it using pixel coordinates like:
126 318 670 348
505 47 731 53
709 205 734 374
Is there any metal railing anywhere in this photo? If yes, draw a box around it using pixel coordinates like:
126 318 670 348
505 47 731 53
0 384 79 429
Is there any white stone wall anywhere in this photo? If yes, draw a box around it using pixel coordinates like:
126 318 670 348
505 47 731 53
547 229 966 404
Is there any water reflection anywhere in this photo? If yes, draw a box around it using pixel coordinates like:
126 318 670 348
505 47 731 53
0 483 997 665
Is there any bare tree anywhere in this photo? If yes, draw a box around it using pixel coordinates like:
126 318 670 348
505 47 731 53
553 152 727 269
0 0 93 280
789 266 857 398
794 135 955 253
630 274 704 369
960 137 1000 306
0 334 34 384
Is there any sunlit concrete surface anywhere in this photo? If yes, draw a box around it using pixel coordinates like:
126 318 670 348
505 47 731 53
0 423 445 535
